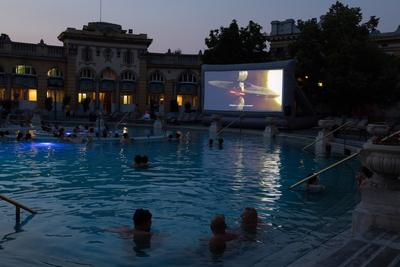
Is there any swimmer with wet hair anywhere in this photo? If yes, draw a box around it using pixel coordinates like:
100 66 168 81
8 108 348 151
133 155 149 168
240 207 258 231
209 215 237 255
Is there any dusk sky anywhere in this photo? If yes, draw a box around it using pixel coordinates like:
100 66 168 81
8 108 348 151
1 0 399 54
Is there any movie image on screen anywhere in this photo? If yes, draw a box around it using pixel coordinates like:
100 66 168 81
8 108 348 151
204 69 283 112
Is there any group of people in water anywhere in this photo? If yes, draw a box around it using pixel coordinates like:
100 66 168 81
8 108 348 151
115 207 260 256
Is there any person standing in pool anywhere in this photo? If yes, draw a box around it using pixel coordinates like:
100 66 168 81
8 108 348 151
111 209 153 255
209 215 238 255
240 207 258 232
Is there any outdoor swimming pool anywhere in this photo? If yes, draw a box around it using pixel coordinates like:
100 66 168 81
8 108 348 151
0 130 359 267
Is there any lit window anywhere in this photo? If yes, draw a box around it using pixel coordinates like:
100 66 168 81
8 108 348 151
177 95 183 106
193 96 198 108
78 93 87 103
122 95 132 105
28 89 37 101
318 82 324 87
13 65 36 75
48 68 63 77
47 90 64 102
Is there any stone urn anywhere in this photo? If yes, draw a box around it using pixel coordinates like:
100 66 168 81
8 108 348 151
352 142 400 234
318 119 336 129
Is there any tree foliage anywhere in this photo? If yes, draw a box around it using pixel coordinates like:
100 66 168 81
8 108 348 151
291 1 400 115
203 20 269 64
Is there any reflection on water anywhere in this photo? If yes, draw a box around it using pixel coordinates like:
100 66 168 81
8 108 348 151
0 133 359 267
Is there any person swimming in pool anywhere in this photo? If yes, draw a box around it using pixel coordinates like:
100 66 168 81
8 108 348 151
133 155 149 168
111 209 153 254
209 215 238 255
240 207 259 232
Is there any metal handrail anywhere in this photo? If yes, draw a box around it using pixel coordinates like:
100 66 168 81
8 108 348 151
290 129 400 190
289 152 359 189
215 114 245 137
302 121 353 151
114 112 130 130
381 129 400 142
0 194 36 224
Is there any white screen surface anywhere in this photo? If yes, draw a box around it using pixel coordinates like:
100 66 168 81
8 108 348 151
204 69 283 112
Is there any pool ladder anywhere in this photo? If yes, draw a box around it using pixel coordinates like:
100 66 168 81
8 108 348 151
0 194 36 225
215 114 246 137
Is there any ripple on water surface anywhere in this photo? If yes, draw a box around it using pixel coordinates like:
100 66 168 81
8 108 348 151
0 133 360 266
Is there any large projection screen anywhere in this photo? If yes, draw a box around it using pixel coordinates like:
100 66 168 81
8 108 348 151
204 69 283 112
202 60 297 115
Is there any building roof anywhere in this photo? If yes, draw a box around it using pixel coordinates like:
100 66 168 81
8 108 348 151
58 22 152 47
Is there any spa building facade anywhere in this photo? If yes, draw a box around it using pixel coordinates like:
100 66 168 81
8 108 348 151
0 20 399 115
0 22 201 115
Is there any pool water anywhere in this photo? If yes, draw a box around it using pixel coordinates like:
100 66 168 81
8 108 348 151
0 131 360 267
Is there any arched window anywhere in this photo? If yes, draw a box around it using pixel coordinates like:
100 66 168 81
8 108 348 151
120 70 135 81
100 68 117 80
47 67 63 78
179 71 196 83
80 68 95 79
149 71 165 82
13 65 36 75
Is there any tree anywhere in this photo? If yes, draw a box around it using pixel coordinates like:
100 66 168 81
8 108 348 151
203 20 269 64
291 1 400 115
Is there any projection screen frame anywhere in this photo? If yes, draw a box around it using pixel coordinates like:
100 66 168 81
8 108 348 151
201 60 296 116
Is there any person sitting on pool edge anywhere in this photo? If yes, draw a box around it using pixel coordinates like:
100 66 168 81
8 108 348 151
133 155 149 168
209 215 238 255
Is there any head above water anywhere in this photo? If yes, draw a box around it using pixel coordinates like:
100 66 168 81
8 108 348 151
133 209 152 232
241 207 258 225
210 215 227 235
